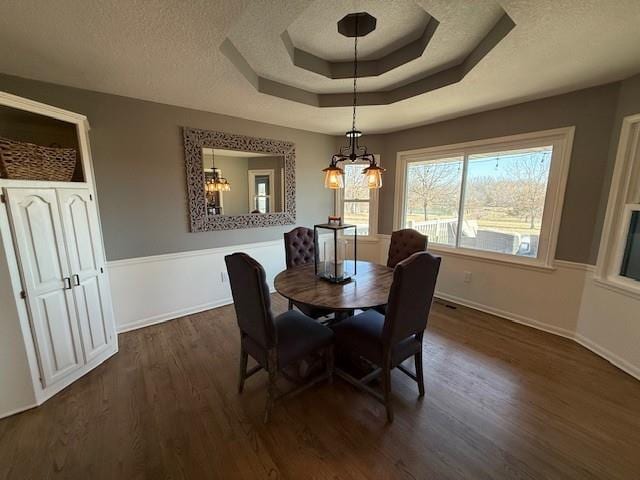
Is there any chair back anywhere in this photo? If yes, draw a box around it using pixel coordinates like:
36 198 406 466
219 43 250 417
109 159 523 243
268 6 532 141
387 229 428 268
284 227 315 268
383 252 441 345
224 253 276 348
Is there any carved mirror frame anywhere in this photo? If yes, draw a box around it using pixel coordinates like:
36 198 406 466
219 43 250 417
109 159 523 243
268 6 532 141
183 127 296 231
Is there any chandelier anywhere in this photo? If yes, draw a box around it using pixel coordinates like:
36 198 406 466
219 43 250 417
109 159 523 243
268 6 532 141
206 168 231 192
323 12 385 190
205 149 231 192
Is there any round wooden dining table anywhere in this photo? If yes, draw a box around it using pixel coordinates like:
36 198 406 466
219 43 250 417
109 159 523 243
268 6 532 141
274 260 394 315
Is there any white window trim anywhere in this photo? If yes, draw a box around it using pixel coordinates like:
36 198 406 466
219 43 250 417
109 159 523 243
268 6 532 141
335 155 380 239
393 127 575 269
248 169 274 213
595 113 640 299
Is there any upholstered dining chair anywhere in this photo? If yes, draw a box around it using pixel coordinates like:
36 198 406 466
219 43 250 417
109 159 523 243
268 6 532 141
386 228 428 268
373 228 429 315
225 252 334 423
332 251 441 422
283 227 333 319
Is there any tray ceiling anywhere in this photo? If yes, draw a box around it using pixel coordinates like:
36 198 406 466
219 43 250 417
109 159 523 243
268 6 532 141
0 0 640 134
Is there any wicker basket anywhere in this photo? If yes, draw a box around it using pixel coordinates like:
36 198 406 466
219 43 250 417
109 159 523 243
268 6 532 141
0 137 77 182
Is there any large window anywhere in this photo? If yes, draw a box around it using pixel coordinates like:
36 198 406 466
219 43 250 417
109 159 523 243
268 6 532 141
338 159 379 237
395 129 574 267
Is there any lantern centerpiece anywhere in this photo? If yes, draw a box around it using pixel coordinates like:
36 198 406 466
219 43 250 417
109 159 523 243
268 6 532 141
314 223 357 283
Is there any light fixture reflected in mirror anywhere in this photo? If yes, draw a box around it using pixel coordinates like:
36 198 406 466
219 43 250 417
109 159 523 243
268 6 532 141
208 167 231 192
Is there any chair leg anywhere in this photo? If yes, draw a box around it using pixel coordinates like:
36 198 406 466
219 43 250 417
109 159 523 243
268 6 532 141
382 356 394 422
326 345 334 385
415 350 425 397
288 299 293 311
238 344 248 394
264 349 278 424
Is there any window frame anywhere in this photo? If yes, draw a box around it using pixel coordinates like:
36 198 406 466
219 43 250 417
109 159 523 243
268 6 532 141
394 127 575 269
595 113 640 298
248 169 274 214
335 155 380 240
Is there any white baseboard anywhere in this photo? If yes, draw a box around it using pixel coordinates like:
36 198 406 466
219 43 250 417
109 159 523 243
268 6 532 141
117 299 231 333
0 402 37 420
116 290 275 334
436 291 639 381
574 333 640 381
434 291 576 340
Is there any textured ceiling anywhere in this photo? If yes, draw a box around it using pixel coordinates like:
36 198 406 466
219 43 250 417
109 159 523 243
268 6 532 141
286 1 429 62
0 0 640 135
229 1 503 95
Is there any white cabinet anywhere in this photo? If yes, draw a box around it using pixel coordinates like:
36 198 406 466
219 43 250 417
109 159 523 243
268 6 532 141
57 189 114 363
5 188 85 386
3 186 116 390
0 91 116 419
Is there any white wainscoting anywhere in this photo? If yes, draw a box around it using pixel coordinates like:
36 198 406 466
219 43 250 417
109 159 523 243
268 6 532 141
576 276 640 380
107 235 638 381
108 240 285 333
378 234 638 380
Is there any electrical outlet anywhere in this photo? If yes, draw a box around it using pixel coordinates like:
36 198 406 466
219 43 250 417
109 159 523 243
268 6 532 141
463 271 472 283
220 271 228 283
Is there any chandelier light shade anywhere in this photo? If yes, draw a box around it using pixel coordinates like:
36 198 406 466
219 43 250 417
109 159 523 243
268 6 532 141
205 178 218 193
322 163 345 189
324 12 385 190
363 163 384 189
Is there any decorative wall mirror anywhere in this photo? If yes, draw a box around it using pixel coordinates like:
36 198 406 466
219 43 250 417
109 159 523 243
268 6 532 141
183 127 296 231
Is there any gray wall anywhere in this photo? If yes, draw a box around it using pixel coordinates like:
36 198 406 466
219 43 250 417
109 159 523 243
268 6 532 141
3 72 639 265
212 155 249 216
357 83 622 264
0 74 334 261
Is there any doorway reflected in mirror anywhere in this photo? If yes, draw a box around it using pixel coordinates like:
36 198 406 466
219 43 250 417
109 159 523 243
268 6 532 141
202 148 285 216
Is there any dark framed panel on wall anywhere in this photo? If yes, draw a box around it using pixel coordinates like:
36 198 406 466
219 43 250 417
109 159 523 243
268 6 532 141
183 127 296 231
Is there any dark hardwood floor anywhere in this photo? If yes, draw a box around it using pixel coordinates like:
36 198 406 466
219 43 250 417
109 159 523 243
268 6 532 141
1 295 639 479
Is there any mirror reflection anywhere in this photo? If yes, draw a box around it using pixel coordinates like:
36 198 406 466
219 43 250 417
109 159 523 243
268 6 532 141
202 148 285 216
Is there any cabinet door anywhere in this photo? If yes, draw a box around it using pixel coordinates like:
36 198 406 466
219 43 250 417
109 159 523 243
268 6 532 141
4 188 84 387
57 189 114 363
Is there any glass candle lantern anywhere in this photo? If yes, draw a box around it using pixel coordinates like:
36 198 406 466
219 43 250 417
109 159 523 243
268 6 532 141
314 223 357 283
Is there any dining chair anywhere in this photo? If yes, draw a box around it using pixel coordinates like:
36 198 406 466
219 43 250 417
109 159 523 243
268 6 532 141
225 252 334 423
332 251 441 422
283 227 333 319
386 228 428 268
372 228 429 314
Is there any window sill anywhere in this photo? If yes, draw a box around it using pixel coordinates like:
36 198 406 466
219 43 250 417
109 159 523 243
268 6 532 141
427 244 557 273
342 235 380 244
592 276 640 300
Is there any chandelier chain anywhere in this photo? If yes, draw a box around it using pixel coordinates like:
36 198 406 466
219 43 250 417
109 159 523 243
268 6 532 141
352 29 358 132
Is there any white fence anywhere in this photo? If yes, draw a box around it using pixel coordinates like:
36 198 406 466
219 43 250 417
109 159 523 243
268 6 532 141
407 218 535 256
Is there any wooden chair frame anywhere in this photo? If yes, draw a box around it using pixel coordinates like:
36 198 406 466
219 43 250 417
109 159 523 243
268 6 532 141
335 332 425 422
238 338 335 423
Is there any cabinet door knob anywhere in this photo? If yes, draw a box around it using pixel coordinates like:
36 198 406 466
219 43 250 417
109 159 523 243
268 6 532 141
72 274 80 286
63 277 72 290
